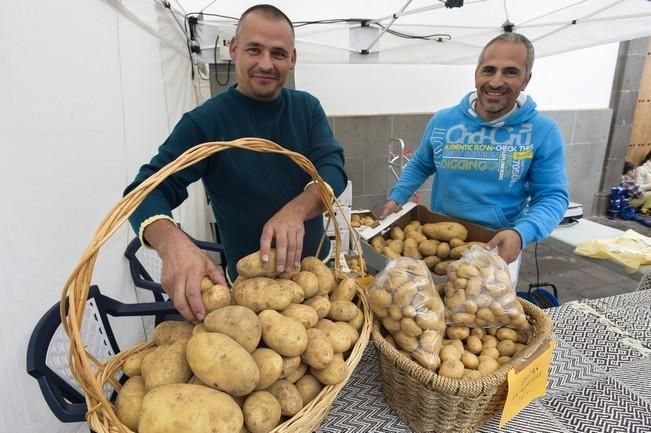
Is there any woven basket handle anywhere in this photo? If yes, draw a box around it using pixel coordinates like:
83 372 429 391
60 138 365 398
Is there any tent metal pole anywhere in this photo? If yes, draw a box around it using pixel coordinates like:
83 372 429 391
365 0 414 53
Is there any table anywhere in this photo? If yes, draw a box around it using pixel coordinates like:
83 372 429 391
550 219 651 278
318 290 651 433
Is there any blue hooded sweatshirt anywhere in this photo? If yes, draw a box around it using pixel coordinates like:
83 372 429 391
389 92 568 249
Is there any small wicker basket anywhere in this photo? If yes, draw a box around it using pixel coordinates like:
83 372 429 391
60 137 372 433
372 298 552 433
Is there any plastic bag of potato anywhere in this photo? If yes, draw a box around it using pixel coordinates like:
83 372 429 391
444 246 529 332
368 258 446 370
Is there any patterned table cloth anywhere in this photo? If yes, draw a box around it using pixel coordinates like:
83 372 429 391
318 290 651 433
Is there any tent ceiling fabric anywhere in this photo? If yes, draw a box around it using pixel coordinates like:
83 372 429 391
185 0 651 64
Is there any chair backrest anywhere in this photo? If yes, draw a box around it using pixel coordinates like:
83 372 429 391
124 235 225 324
26 285 179 423
124 235 225 295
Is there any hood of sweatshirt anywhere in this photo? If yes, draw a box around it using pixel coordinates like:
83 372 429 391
459 91 537 128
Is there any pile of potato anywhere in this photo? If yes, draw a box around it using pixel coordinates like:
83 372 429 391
369 220 485 275
350 213 376 228
370 255 533 380
428 324 528 379
115 250 364 433
344 255 363 275
445 246 530 332
368 258 447 371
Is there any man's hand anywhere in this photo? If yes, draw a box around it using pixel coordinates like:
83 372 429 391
379 200 399 220
260 184 324 273
145 220 226 322
260 205 306 273
485 229 522 264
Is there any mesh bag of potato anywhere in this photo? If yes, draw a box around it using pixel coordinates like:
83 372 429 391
368 248 553 432
445 246 530 333
368 258 446 370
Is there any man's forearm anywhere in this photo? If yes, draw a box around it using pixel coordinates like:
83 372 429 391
144 219 188 255
294 184 327 221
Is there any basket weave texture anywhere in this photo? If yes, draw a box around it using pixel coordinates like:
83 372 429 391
60 138 372 433
372 298 552 433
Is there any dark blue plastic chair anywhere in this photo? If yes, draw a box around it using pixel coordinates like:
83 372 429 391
123 234 225 324
26 285 178 423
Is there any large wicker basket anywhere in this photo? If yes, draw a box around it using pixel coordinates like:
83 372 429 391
372 298 552 433
60 137 372 433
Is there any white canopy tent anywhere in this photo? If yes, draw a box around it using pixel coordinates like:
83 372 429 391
183 0 651 64
1 2 650 433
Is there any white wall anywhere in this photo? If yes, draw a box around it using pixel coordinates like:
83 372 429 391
296 43 619 115
0 1 195 433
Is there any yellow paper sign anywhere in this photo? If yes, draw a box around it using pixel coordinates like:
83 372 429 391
356 275 374 287
499 339 556 427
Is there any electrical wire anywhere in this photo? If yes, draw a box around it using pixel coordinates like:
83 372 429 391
213 34 232 86
376 22 452 41
293 18 360 28
186 12 239 21
534 242 540 284
154 0 196 81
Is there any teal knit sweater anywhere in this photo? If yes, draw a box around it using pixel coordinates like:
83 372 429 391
124 86 347 281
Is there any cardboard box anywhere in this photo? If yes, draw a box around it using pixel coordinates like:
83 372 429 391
350 209 380 232
356 202 417 241
338 180 353 207
360 203 497 274
329 229 351 257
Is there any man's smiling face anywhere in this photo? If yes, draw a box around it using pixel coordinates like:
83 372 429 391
474 41 531 121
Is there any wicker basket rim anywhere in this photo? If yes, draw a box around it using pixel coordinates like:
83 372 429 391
371 298 552 397
60 138 373 433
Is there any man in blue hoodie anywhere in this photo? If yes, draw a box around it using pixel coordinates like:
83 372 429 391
380 33 568 269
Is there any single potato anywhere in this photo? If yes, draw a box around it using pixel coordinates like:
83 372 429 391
138 384 243 433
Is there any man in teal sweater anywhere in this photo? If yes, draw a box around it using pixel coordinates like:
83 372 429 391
381 33 568 272
124 4 347 321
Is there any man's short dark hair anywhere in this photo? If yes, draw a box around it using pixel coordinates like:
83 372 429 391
623 161 634 175
236 4 295 39
477 33 535 76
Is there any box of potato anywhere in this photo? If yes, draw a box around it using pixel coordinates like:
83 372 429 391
360 203 496 276
350 209 380 230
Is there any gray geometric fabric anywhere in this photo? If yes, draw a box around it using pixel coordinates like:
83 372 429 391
604 304 651 347
584 288 651 311
540 376 651 433
317 345 412 433
550 306 644 371
478 401 571 433
317 291 651 432
609 356 651 404
545 337 606 397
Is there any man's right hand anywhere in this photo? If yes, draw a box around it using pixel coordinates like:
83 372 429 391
144 219 226 322
379 200 399 220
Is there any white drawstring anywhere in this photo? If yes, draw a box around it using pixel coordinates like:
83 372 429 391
621 338 651 356
566 301 650 355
